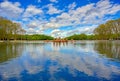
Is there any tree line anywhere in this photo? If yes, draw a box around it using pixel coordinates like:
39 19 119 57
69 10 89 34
94 18 120 40
0 17 26 40
66 18 120 40
0 17 53 40
66 34 95 40
0 17 120 40
18 34 54 40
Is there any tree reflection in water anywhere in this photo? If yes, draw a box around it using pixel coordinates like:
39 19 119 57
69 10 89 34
0 41 120 81
73 41 120 60
0 43 24 63
94 41 120 60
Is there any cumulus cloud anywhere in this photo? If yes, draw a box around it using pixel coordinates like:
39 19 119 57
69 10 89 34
66 25 97 36
41 0 120 37
39 22 62 31
51 29 65 38
68 2 77 10
23 5 43 18
44 23 61 29
27 0 120 37
26 27 43 35
39 0 120 37
27 28 37 34
47 4 62 15
26 20 43 28
49 25 97 38
1 0 120 37
0 1 23 19
27 22 39 28
36 30 44 34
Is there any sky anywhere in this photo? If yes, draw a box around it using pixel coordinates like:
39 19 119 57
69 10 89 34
0 0 120 37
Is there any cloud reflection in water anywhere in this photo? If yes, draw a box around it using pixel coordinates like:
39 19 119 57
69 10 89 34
0 41 120 81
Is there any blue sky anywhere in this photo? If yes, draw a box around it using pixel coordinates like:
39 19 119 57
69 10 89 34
0 0 120 37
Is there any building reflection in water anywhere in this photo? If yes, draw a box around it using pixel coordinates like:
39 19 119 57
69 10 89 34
53 41 68 47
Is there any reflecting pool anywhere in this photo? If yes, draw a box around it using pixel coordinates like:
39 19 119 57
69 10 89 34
0 41 120 81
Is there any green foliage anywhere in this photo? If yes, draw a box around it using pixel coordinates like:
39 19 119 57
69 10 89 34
1 16 119 41
0 43 21 63
94 41 120 59
66 33 95 40
65 19 120 40
0 17 54 40
94 18 120 40
17 34 54 40
0 17 26 40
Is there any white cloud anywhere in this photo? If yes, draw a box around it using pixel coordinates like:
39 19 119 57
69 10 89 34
22 17 30 22
1 0 120 37
0 1 23 19
52 25 97 37
66 25 97 36
39 22 62 31
25 0 120 37
94 0 120 18
36 30 43 34
47 4 62 15
68 2 76 10
23 5 43 17
44 23 61 28
51 29 61 34
50 0 58 3
51 29 65 38
26 28 43 35
27 28 37 34
27 21 39 28
46 0 120 31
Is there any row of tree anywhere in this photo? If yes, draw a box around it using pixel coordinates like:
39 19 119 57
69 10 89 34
66 18 120 40
0 16 119 40
66 34 95 40
0 17 26 40
17 34 54 40
0 17 54 40
94 18 120 40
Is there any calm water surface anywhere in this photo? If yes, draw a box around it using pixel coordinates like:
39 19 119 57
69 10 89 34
0 41 120 81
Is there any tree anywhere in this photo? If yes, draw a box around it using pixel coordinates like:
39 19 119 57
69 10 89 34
66 33 91 40
0 17 26 40
0 17 13 40
94 18 120 40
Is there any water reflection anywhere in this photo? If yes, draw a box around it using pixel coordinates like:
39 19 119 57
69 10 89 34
74 41 120 60
94 41 120 60
0 41 120 81
53 41 68 47
0 43 24 63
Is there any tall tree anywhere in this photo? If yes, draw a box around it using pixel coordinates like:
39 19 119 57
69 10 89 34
0 17 26 40
94 18 120 40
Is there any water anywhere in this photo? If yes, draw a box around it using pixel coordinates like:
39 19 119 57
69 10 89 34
0 41 120 81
